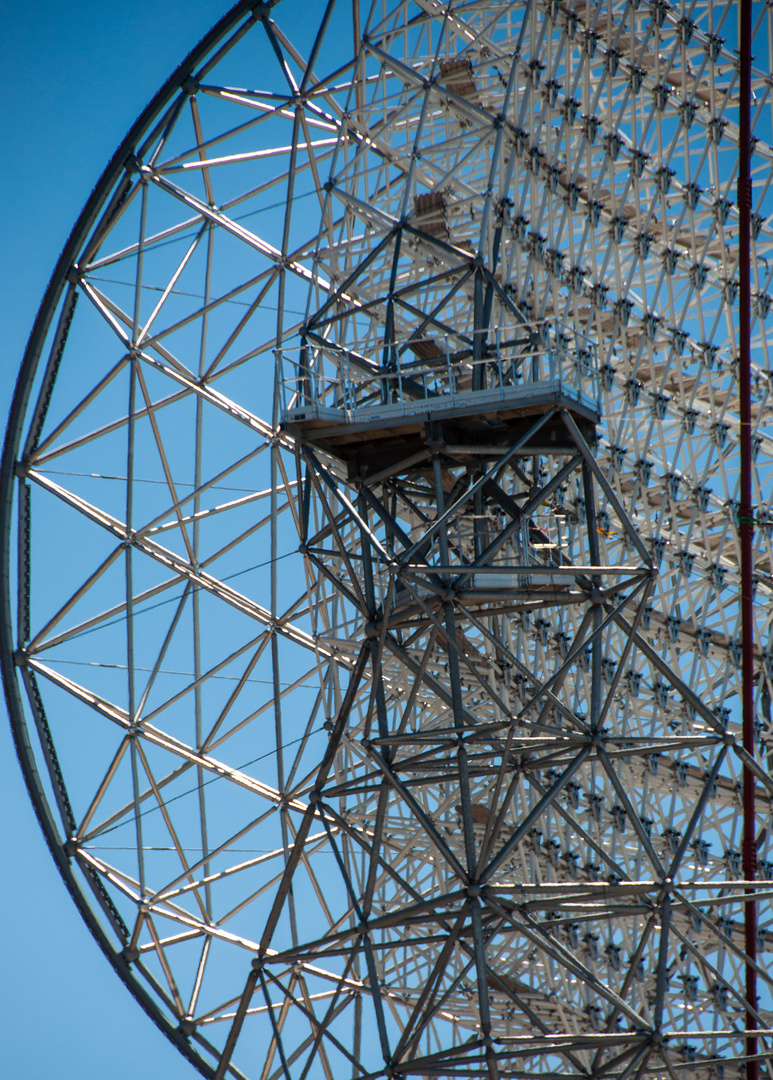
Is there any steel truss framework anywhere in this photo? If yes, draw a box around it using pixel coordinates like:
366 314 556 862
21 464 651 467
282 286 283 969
3 2 773 1080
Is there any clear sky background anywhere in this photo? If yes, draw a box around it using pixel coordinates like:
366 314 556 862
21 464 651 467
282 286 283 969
1 3 272 1076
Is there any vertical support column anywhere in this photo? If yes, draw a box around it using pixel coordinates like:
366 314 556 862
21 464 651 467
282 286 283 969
358 493 390 753
473 486 485 564
738 3 757 1078
472 267 485 391
299 337 311 408
381 228 402 379
431 451 495 1061
431 454 477 873
582 462 602 732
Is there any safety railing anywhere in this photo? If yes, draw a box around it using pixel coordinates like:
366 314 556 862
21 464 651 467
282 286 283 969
279 321 600 425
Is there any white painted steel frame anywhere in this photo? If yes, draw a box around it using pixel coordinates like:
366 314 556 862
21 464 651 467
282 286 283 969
2 2 773 1079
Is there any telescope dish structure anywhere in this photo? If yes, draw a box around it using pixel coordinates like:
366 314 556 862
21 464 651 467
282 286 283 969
3 2 773 1078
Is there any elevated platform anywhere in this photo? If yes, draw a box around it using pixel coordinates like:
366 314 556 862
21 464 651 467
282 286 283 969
279 323 600 475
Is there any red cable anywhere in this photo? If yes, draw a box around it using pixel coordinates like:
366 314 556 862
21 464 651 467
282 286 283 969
738 3 757 1078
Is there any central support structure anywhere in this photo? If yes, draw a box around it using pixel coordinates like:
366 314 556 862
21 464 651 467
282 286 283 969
271 350 730 1078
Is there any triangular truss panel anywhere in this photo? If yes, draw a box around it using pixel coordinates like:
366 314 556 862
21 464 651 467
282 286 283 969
3 3 773 1080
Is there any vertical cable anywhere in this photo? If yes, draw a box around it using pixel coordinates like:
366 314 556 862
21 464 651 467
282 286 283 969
738 3 757 1079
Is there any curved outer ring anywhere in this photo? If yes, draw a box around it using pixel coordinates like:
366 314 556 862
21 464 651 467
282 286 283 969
0 2 283 1074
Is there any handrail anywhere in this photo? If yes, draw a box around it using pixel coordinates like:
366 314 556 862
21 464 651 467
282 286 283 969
279 320 601 422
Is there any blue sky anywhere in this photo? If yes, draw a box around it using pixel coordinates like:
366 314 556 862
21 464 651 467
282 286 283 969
1 3 254 1076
